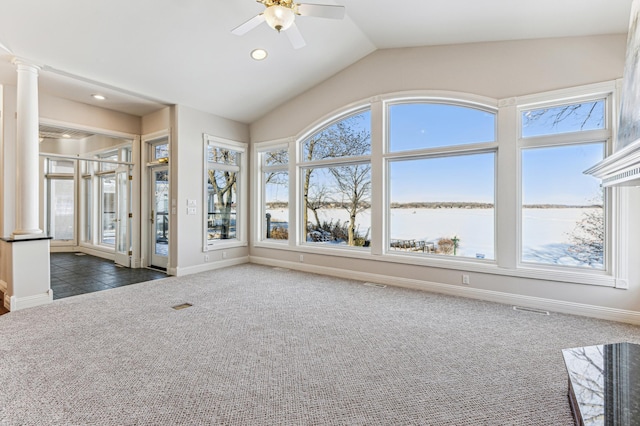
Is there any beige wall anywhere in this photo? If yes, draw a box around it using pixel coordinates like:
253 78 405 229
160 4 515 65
251 35 627 141
173 105 250 274
142 107 171 135
248 35 640 319
40 92 140 135
39 134 130 156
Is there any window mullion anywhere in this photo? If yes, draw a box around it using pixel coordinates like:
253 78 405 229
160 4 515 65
300 155 371 169
384 142 498 162
496 102 519 269
519 129 611 148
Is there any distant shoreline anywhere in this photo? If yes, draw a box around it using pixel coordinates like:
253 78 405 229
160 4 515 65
267 202 602 209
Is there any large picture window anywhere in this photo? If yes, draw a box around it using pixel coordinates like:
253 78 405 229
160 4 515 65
386 102 497 260
389 154 495 259
254 83 621 287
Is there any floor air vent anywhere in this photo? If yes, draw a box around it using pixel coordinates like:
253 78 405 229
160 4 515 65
363 282 387 289
74 253 86 256
172 303 193 310
513 306 550 315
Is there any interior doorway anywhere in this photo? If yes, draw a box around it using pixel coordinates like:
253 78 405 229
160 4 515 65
40 123 138 268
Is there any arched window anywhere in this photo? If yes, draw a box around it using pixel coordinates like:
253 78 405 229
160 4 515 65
386 101 497 260
300 109 372 248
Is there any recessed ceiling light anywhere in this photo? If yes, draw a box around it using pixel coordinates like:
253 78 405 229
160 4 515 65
62 134 71 138
91 94 106 100
251 49 268 61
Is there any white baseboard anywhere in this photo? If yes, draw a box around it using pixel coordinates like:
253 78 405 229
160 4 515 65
173 256 250 277
6 289 53 311
249 256 640 326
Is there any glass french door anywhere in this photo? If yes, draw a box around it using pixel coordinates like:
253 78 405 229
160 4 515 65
114 166 131 267
150 166 169 269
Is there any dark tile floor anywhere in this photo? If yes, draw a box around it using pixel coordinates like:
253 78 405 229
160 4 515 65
51 252 167 300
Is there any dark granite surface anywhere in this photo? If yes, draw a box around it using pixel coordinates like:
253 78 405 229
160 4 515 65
0 236 53 243
562 342 640 426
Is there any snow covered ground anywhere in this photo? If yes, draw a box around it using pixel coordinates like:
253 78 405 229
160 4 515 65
266 207 602 268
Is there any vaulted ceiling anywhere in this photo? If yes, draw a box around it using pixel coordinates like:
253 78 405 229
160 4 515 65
0 0 633 123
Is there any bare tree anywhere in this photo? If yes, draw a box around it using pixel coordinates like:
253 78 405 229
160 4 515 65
208 149 237 239
302 114 371 244
329 164 371 245
523 101 603 132
306 182 330 229
568 207 604 267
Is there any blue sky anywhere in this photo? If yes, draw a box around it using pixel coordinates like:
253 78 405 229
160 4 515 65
287 101 605 206
388 102 604 205
388 104 495 203
522 143 603 205
389 103 495 151
389 154 495 204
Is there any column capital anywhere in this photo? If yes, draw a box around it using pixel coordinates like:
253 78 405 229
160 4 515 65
11 57 41 73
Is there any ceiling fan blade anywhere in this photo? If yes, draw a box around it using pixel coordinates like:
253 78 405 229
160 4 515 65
297 3 345 19
231 14 265 36
285 23 306 49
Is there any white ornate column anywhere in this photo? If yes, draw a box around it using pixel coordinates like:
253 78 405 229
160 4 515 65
11 58 42 238
0 58 51 311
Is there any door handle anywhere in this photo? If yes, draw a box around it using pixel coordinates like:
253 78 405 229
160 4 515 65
150 210 155 224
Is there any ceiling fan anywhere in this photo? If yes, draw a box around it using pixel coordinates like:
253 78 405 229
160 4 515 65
231 0 345 49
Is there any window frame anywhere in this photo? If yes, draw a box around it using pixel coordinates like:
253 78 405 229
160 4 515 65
516 90 614 278
297 107 373 251
255 142 290 244
202 134 248 251
44 158 77 245
250 84 626 288
383 98 499 262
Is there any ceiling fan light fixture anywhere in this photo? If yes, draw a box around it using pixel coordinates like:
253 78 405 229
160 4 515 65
263 5 295 32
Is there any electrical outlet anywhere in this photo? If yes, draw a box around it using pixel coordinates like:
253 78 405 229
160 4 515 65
299 254 304 262
204 254 209 262
222 251 227 259
462 274 470 285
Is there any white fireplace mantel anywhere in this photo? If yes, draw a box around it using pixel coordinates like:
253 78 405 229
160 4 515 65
585 140 640 187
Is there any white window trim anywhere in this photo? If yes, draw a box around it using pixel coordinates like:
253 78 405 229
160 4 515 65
203 134 248 251
251 82 626 288
511 82 617 284
253 139 291 245
44 158 77 246
382 96 498 263
297 107 373 248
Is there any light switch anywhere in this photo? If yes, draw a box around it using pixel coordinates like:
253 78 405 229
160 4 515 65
187 207 197 215
187 199 197 207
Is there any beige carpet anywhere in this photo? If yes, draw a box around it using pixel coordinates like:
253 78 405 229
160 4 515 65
1 264 640 425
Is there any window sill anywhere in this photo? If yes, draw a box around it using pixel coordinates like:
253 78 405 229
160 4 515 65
252 242 617 288
205 240 248 251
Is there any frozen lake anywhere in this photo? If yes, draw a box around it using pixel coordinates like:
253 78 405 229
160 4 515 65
266 207 602 268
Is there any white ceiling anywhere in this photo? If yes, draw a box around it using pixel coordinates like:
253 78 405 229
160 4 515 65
0 0 633 123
